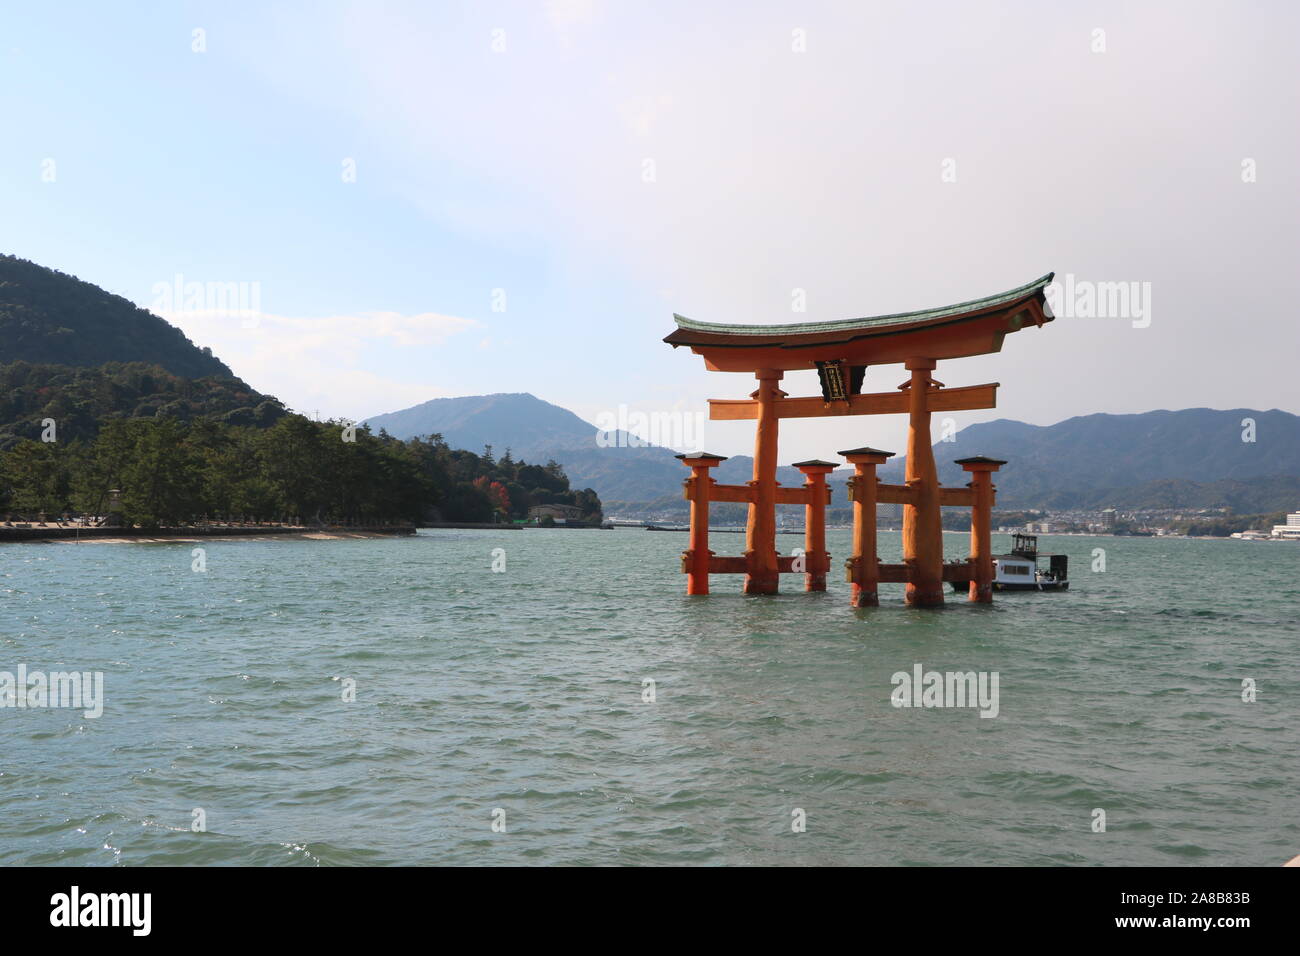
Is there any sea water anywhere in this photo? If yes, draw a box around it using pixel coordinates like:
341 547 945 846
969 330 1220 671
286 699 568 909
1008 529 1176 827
2 530 1297 865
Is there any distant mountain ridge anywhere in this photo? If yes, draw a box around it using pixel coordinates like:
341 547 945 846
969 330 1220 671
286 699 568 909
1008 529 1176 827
0 253 233 378
362 392 688 498
365 393 1300 513
7 252 1296 516
879 408 1300 506
363 393 595 462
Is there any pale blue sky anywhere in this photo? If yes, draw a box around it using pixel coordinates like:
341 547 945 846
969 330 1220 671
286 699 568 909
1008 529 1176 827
3 1 1297 461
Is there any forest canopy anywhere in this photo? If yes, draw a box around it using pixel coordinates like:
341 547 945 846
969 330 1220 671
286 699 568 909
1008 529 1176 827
0 360 284 448
0 413 602 528
0 253 235 378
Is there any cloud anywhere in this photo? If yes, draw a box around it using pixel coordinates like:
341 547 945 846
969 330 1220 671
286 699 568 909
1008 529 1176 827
545 0 599 45
546 0 597 25
226 2 1300 459
159 308 477 420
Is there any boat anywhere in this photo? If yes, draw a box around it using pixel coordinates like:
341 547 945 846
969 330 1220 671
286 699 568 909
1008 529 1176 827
946 535 1066 595
991 533 1068 591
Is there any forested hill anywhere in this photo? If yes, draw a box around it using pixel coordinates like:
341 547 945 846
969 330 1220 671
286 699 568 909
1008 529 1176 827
0 255 604 526
0 361 286 448
877 408 1300 507
0 253 233 378
366 393 1300 512
0 416 603 528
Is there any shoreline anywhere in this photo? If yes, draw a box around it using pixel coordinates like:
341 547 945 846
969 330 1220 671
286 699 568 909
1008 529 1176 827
1 522 616 543
0 526 415 544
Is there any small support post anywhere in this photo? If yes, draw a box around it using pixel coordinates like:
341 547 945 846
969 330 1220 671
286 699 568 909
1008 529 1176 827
793 460 836 592
956 456 1006 603
676 452 728 595
840 447 895 607
745 369 785 595
902 358 944 607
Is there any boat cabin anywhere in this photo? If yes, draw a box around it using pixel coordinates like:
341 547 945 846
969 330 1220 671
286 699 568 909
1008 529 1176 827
992 533 1069 591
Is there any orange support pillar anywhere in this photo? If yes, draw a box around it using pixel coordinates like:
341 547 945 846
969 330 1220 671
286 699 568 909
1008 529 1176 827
676 452 727 595
840 447 894 607
745 369 784 595
956 456 1005 603
902 358 944 607
793 460 835 592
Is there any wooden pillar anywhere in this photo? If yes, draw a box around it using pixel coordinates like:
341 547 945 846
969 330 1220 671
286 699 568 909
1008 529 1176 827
676 452 727 595
902 358 944 607
957 456 1005 603
793 460 836 592
745 369 784 595
840 447 894 607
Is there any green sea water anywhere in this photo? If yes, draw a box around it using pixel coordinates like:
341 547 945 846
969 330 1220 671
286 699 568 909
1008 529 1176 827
2 529 1297 866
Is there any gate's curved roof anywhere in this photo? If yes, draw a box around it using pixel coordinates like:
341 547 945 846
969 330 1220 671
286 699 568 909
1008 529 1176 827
665 273 1054 371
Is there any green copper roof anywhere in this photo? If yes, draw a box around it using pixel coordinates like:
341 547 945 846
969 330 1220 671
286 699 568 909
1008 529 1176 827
838 446 896 458
672 273 1054 337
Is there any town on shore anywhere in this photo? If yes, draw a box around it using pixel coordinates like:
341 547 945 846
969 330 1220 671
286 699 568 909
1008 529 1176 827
605 505 1300 540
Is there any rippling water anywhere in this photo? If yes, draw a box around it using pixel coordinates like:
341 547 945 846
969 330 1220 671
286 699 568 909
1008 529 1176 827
2 529 1297 866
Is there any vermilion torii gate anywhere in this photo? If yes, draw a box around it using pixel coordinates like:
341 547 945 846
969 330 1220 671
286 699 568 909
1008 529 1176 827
664 273 1055 607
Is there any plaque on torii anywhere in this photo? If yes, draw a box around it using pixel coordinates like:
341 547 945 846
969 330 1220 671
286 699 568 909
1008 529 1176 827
664 273 1055 607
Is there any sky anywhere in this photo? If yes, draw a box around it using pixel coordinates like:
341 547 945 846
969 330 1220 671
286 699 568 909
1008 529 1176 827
3 0 1298 462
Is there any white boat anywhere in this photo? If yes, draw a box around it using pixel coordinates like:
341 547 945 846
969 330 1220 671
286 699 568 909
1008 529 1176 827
992 534 1068 592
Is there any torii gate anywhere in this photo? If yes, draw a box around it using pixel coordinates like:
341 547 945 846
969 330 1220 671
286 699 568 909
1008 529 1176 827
664 273 1055 607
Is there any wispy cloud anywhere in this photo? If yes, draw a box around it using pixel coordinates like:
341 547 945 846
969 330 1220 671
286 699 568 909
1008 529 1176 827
160 309 477 420
184 1 1300 458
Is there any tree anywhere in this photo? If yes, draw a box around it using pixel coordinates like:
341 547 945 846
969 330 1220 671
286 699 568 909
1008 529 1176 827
119 420 202 526
473 476 511 517
261 415 327 520
0 405 600 529
0 439 68 514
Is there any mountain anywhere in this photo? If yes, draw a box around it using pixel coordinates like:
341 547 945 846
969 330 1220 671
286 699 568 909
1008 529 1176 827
0 259 597 526
366 394 1300 515
0 361 286 448
362 393 596 462
362 392 695 498
0 254 233 378
0 255 286 448
362 392 782 499
880 409 1300 509
6 252 1296 517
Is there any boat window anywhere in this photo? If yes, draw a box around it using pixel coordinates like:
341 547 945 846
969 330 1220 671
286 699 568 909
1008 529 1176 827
1001 564 1031 576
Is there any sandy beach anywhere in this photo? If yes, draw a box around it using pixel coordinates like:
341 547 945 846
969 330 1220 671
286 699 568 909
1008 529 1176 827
2 528 415 544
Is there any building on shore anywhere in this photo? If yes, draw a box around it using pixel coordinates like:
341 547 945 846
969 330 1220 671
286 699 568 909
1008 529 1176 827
1270 512 1300 540
528 503 588 525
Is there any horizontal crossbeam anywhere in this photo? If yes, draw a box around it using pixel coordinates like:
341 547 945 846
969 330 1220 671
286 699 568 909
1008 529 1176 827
938 487 976 507
862 560 975 584
702 483 754 504
848 482 983 508
679 551 831 575
708 382 998 421
683 480 832 506
876 483 917 506
777 485 832 505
